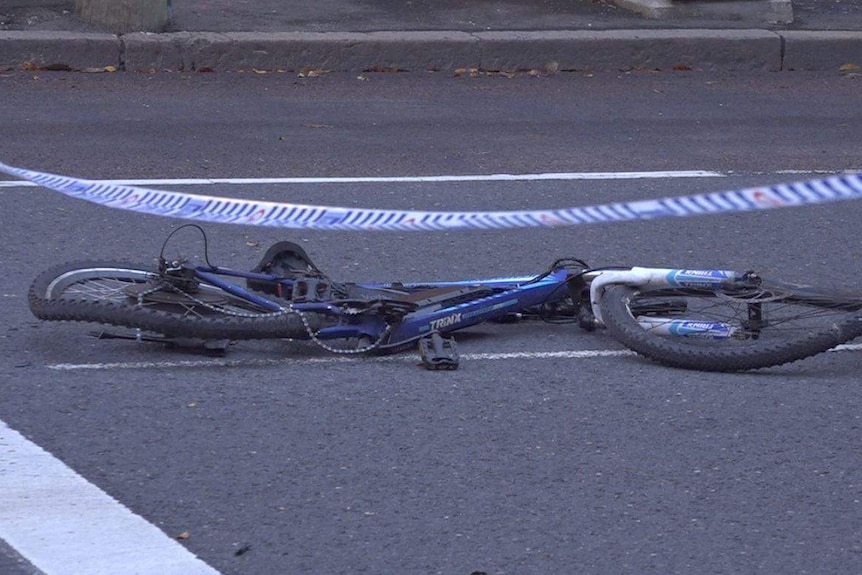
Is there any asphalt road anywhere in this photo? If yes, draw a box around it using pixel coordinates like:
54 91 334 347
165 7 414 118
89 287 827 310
1 69 862 574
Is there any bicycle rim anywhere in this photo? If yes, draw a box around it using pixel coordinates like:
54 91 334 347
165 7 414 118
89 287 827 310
599 282 862 371
29 261 315 340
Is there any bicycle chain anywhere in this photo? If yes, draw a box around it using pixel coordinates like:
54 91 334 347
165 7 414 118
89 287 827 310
140 279 392 354
294 310 393 355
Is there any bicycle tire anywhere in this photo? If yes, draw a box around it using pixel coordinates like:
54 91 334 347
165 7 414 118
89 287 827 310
29 260 320 340
599 282 862 371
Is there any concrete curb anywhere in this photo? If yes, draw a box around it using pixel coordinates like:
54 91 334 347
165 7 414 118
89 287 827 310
1 29 860 73
782 31 862 70
474 30 780 72
0 31 121 71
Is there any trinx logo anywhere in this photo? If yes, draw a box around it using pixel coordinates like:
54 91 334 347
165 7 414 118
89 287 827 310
429 313 462 331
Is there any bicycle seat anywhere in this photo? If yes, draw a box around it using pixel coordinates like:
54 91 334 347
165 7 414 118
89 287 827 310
251 241 324 277
247 241 338 296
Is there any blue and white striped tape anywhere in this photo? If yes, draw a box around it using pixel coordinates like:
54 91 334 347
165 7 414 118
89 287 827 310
2 161 861 231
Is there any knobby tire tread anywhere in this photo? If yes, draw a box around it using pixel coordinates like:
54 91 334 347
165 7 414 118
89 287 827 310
29 260 319 341
600 284 862 372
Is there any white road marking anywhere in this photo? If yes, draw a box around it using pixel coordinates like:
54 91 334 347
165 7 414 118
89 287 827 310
0 421 221 575
0 170 724 189
835 343 862 351
6 162 861 574
47 349 635 371
2 169 859 190
45 343 862 371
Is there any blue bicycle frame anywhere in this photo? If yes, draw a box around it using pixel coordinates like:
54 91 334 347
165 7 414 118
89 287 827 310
190 265 574 350
364 270 571 348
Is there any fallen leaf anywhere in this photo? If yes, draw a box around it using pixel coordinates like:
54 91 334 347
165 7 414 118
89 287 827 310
839 63 861 78
674 64 693 71
454 67 479 78
176 531 190 540
20 62 71 72
246 240 261 247
81 65 117 73
298 67 331 78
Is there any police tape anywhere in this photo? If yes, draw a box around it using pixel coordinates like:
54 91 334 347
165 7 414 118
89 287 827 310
2 161 861 232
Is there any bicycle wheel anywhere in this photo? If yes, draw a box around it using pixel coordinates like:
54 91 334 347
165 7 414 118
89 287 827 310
599 280 862 371
29 260 319 340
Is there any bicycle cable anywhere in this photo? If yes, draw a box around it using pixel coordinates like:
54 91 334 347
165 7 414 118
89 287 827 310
531 263 632 324
159 224 215 268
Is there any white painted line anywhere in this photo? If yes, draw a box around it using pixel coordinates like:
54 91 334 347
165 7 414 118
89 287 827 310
3 169 860 190
772 169 862 175
44 343 862 371
465 349 632 360
46 349 636 371
835 342 862 351
0 421 221 575
0 170 724 189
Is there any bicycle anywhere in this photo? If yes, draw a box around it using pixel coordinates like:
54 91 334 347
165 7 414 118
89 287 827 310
28 224 862 371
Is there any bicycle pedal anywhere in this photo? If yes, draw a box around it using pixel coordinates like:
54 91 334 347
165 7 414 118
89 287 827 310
418 333 459 370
